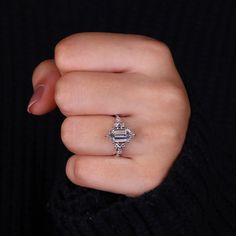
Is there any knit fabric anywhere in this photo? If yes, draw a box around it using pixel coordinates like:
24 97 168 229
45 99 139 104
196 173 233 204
1 0 236 235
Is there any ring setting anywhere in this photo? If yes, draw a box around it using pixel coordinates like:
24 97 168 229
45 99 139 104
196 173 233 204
106 114 136 157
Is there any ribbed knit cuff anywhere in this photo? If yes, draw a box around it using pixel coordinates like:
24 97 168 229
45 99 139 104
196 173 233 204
47 98 217 236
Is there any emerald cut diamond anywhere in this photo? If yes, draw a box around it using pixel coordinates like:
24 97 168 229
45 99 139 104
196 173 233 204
106 115 135 157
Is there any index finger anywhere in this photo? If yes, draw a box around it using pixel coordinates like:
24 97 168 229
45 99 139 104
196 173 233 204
54 32 175 77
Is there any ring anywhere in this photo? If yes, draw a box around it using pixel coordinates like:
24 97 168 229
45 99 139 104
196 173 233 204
106 114 136 157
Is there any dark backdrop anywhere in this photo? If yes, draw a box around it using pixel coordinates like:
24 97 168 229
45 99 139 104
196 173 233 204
1 0 235 235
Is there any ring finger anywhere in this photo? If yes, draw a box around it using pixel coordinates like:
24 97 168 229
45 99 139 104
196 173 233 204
61 115 146 157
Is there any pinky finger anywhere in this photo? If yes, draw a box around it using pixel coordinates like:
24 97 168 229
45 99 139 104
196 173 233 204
65 155 148 197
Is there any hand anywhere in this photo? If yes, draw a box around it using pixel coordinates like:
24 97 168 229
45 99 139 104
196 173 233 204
28 32 190 197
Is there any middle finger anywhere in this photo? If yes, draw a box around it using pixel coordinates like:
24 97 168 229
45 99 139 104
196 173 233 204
55 71 151 116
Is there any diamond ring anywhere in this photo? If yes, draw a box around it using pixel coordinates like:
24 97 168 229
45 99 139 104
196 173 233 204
106 114 136 157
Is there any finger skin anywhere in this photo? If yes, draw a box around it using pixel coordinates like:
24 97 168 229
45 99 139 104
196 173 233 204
65 155 161 197
61 115 146 157
54 71 151 116
54 32 177 78
60 115 186 160
28 59 60 115
54 70 189 123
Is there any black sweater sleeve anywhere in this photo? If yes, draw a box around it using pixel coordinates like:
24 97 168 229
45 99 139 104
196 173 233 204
47 96 236 236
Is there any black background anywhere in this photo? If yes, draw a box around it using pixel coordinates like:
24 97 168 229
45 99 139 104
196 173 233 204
0 0 235 235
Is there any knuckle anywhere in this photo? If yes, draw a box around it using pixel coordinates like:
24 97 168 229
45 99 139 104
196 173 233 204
141 80 186 109
140 37 172 60
61 117 73 145
54 39 66 70
54 76 71 115
54 36 73 71
129 35 172 67
150 40 171 56
73 158 86 184
54 79 64 107
159 82 187 107
152 81 191 119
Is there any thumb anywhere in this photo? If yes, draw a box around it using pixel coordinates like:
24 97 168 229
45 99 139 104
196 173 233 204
27 59 60 115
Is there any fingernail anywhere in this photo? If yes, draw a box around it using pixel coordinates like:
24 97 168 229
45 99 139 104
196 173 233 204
27 84 45 113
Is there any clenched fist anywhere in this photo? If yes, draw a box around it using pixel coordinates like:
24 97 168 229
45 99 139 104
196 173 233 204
27 32 190 197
